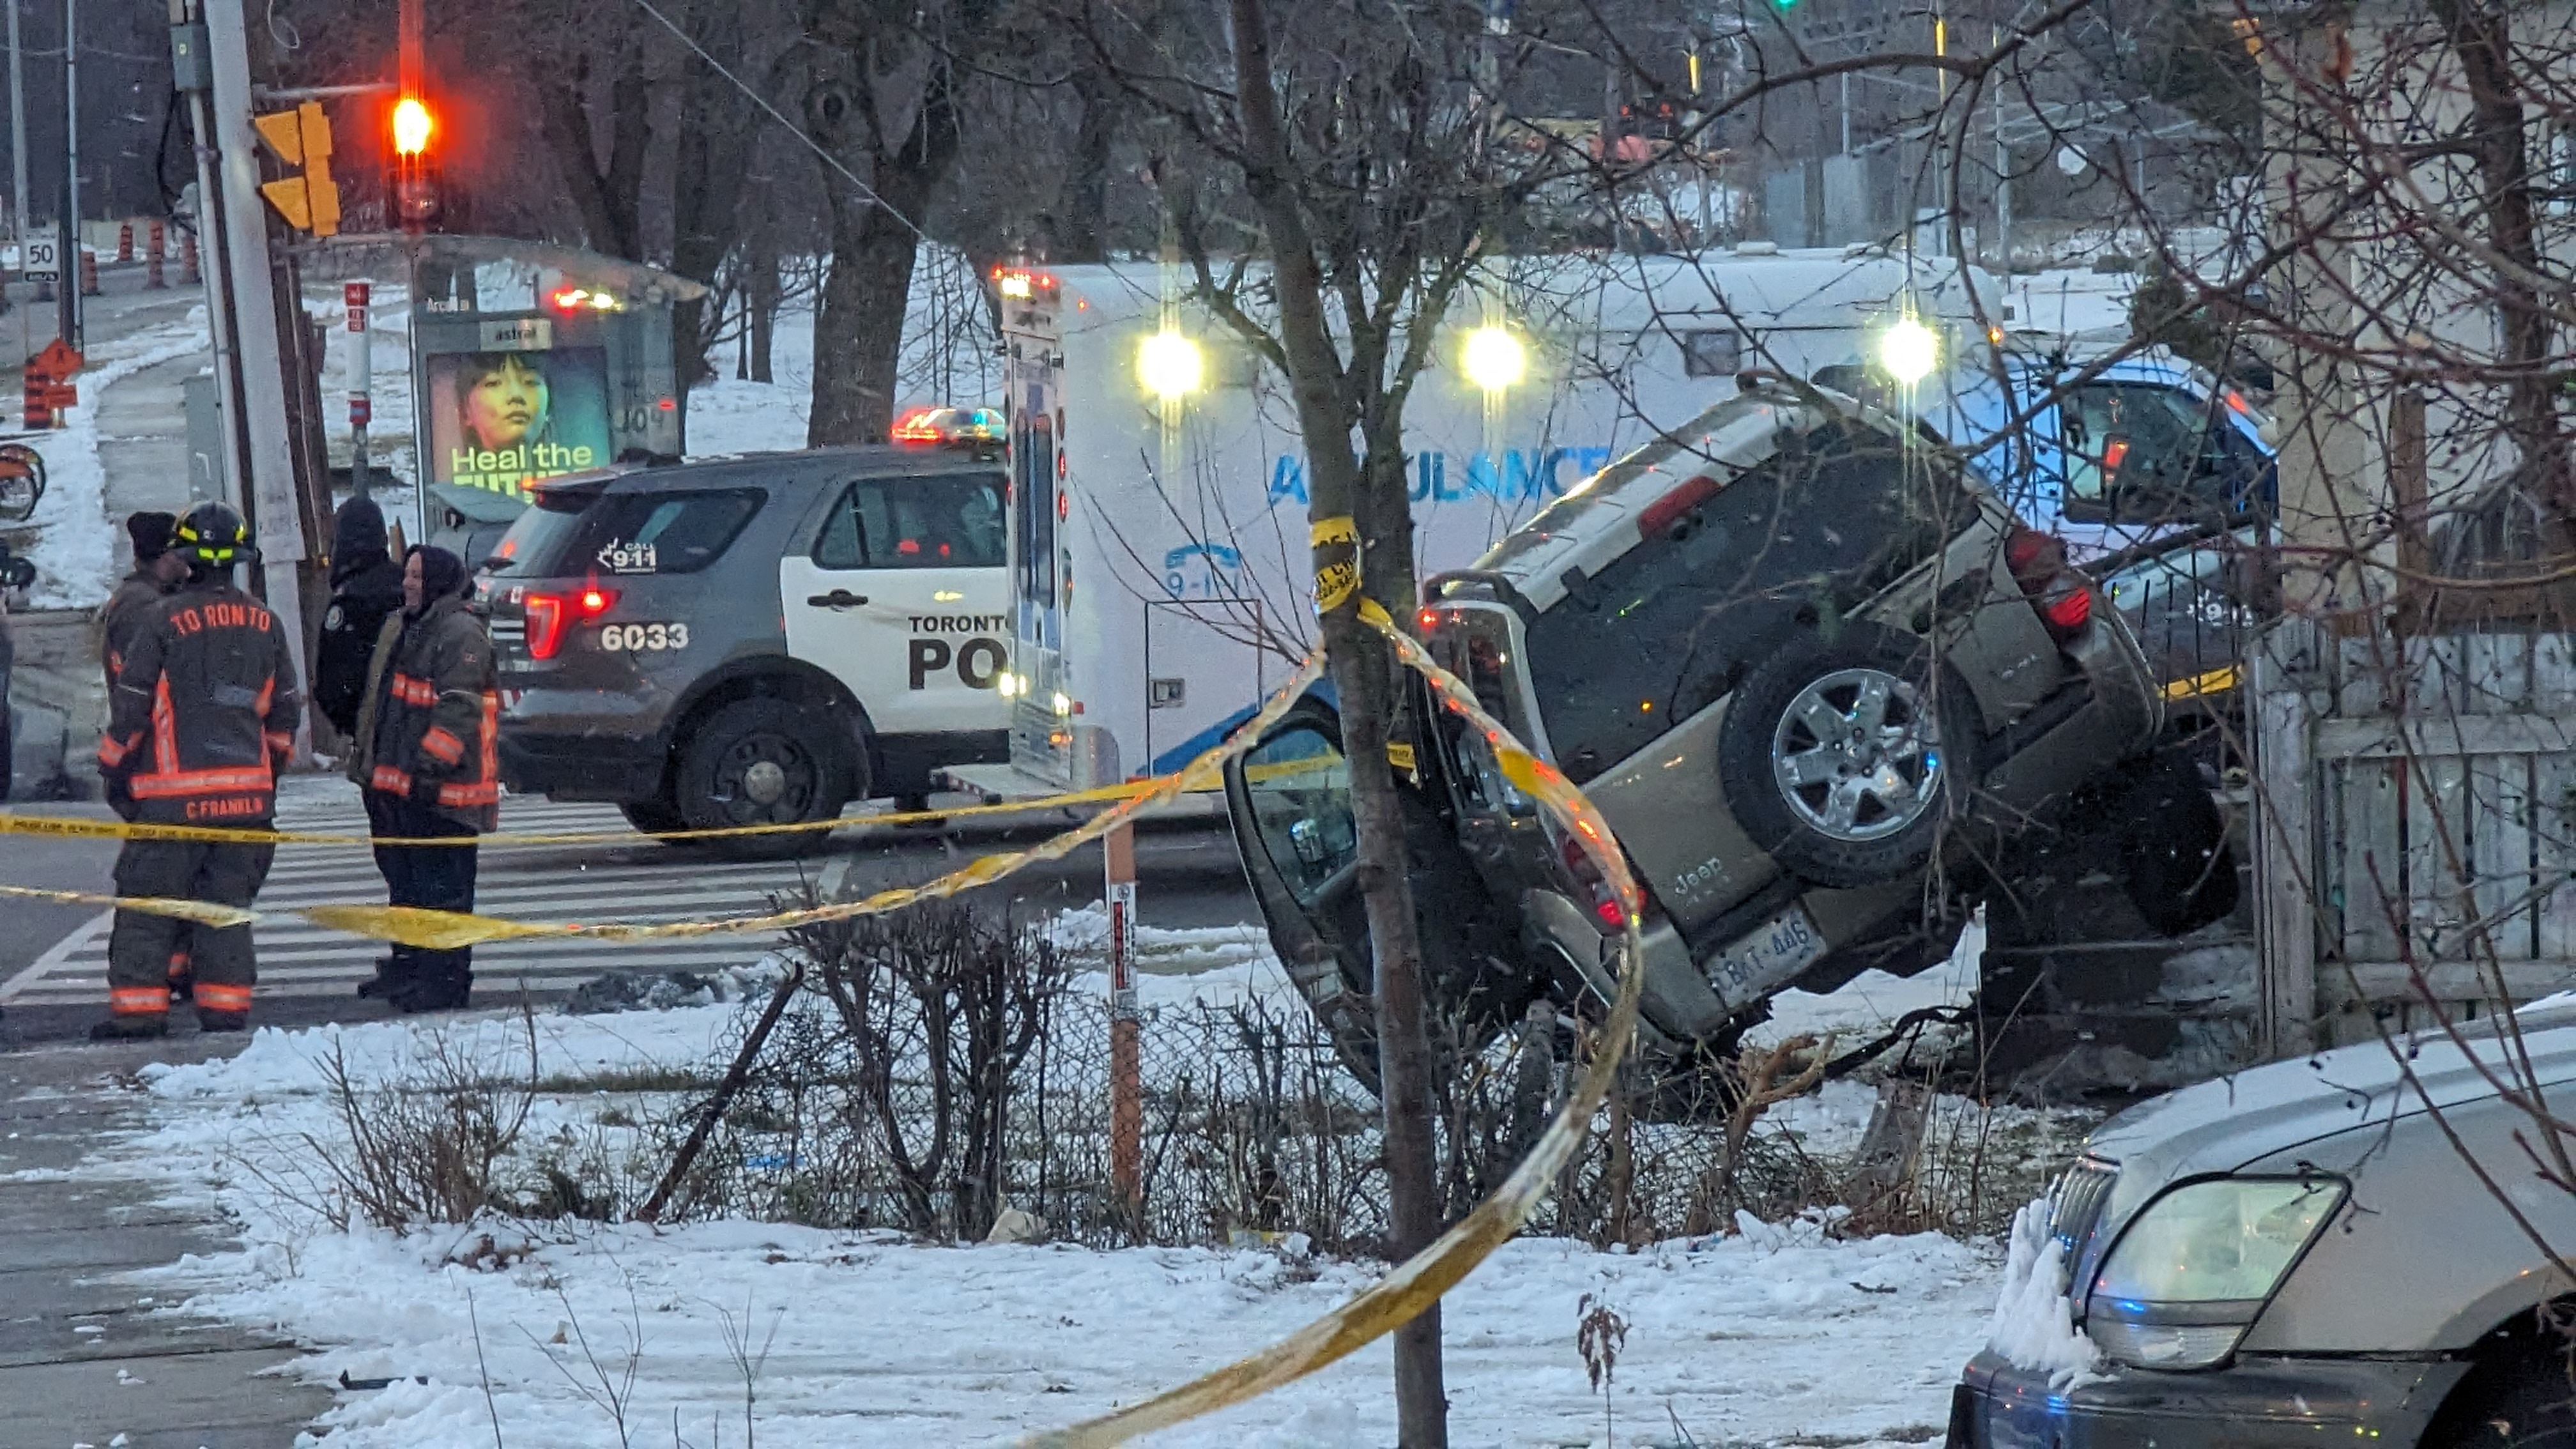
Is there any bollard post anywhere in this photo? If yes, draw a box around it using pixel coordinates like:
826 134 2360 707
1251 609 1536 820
115 221 130 263
1105 822 1142 1225
145 220 164 289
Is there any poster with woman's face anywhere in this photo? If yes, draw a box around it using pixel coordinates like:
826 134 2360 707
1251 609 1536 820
427 347 614 496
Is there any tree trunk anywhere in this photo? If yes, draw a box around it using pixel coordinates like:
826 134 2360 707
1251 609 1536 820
808 198 921 445
2428 0 2576 610
1057 62 1117 263
1229 0 1446 1439
749 242 779 385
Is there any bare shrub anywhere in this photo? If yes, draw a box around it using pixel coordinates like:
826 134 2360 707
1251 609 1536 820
300 1009 540 1229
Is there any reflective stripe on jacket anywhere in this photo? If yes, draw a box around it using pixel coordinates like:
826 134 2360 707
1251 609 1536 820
349 594 500 832
97 579 300 825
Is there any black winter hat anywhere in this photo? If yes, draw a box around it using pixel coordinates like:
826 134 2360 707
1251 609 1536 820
404 544 468 607
126 510 176 561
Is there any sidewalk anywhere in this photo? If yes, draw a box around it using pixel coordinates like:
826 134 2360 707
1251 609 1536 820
0 1036 331 1447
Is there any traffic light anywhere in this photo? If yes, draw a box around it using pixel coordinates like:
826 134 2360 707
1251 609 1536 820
392 97 433 157
390 95 441 231
251 101 340 236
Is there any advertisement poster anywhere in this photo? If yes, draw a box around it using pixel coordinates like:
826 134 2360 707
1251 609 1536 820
426 345 614 496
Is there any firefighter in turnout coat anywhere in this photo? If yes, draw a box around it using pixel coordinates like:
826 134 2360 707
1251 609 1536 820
348 545 499 1012
99 510 195 1002
91 502 300 1039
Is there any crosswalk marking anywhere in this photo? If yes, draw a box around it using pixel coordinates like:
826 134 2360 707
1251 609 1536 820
5 779 815 1006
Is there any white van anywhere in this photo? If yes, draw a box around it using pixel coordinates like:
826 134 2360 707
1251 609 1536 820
939 247 2005 801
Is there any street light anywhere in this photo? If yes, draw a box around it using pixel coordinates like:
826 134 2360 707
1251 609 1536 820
1137 330 1204 401
1461 325 1527 392
1876 313 1940 385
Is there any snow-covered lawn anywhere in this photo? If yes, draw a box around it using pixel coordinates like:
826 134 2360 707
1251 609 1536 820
45 946 2035 1449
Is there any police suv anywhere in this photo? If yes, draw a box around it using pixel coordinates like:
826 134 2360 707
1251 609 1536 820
480 445 1011 855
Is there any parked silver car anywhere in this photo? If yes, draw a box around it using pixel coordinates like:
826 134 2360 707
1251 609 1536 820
1227 383 2227 1088
1953 1004 2576 1449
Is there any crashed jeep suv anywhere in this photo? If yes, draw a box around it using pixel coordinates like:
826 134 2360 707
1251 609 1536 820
1227 384 2223 1084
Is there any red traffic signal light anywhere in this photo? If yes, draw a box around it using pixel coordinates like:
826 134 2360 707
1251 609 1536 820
392 97 433 157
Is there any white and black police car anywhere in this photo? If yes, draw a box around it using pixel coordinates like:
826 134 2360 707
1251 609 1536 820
481 439 1012 855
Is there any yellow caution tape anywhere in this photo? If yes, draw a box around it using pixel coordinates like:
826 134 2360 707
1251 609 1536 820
1022 599 1646 1446
1312 514 1361 614
0 776 1167 850
19 595 1654 1446
2 656 1331 951
2162 663 2242 701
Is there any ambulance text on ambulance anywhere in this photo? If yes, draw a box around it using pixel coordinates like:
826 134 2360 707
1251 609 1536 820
1264 446 1615 508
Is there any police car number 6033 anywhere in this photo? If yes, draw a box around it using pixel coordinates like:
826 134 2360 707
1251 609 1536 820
601 622 689 652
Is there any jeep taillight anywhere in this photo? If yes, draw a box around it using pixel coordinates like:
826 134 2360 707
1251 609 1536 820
2004 526 2097 643
1558 826 1628 931
523 588 618 660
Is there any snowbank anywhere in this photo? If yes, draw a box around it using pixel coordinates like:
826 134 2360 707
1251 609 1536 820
77 975 2008 1446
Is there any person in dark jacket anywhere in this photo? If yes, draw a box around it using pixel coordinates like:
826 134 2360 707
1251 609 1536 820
101 511 185 693
91 502 300 1040
98 510 194 1000
313 497 406 737
348 544 499 1012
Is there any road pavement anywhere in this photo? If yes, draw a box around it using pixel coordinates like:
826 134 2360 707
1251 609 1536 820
1 778 1261 1044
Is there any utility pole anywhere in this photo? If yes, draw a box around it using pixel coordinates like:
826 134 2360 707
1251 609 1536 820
1993 26 2010 280
185 0 311 754
6 0 26 246
57 0 76 351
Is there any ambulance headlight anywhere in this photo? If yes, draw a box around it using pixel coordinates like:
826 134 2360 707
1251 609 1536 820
1876 315 1941 385
1462 325 1527 392
1051 691 1073 717
1138 330 1204 400
996 674 1020 698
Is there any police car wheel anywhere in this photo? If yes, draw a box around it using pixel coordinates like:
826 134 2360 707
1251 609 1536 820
673 698 852 859
619 799 686 837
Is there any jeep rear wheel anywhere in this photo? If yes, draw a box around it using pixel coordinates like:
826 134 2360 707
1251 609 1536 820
1719 623 1981 888
673 698 853 859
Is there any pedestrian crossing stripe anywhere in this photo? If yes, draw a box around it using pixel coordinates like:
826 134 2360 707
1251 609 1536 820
0 796 800 1006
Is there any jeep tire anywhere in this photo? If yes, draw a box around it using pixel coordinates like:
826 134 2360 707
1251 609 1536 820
1719 622 1981 889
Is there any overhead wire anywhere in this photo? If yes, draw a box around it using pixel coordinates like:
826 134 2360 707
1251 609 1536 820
625 0 928 242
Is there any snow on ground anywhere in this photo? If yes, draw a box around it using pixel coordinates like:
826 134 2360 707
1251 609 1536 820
18 308 217 608
73 959 2010 1449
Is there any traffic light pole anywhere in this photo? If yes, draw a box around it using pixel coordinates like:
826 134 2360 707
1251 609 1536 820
188 0 312 758
57 0 77 351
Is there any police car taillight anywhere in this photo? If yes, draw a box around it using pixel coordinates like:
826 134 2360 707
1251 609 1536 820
523 588 618 660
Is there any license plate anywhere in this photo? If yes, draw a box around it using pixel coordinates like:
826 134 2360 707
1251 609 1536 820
1705 903 1828 999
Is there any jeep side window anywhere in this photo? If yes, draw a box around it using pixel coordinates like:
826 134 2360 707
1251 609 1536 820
1524 430 1954 782
1241 726 1356 905
2058 383 2232 525
815 473 1008 569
